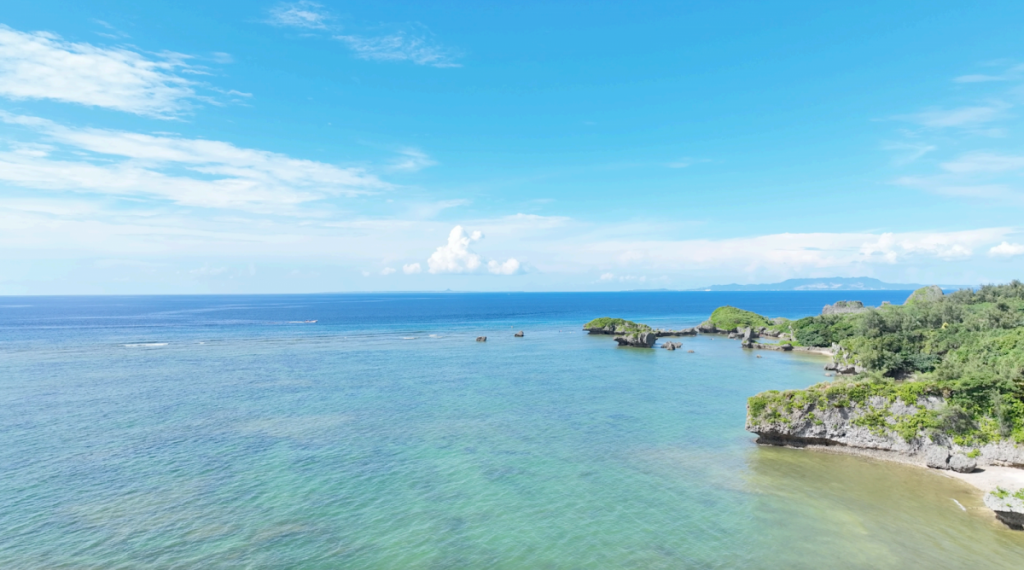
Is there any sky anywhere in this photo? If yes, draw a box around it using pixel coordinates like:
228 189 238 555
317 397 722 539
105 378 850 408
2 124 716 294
2 1 1024 294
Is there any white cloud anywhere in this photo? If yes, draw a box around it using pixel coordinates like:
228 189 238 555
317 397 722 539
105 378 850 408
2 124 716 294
0 113 388 210
335 32 460 68
402 263 422 274
896 103 1008 128
941 152 1024 173
0 25 204 118
599 272 615 281
380 267 396 275
989 241 1024 258
427 226 483 273
426 225 520 274
267 1 330 29
487 258 520 275
573 228 1016 276
391 148 437 172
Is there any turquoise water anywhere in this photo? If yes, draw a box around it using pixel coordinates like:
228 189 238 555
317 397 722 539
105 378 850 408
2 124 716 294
2 293 1023 568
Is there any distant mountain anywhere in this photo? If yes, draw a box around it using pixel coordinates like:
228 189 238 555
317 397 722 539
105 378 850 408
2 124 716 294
692 277 965 292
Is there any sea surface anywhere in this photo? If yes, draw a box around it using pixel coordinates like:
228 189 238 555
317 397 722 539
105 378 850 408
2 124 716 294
2 292 1023 569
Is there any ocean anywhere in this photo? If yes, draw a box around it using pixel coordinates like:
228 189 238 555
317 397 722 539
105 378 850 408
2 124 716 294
1 292 1022 568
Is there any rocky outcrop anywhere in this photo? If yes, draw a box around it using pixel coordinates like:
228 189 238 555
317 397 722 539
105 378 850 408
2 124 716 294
514 331 524 337
698 320 728 334
662 341 682 350
824 361 865 375
949 453 978 473
985 491 1024 530
476 336 487 342
614 331 657 348
655 327 698 337
822 300 868 316
748 388 1024 467
583 318 653 336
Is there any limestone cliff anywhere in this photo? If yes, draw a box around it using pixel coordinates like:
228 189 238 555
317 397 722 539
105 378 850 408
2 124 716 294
746 385 1024 469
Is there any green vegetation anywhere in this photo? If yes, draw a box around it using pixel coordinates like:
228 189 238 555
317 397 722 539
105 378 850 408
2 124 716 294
582 317 652 333
707 306 774 331
747 281 1024 445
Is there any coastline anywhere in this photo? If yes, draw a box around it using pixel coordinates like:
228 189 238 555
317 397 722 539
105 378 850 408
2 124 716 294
760 432 1024 523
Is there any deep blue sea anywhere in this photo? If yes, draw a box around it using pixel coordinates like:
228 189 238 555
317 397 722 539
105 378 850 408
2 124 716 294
2 292 1022 569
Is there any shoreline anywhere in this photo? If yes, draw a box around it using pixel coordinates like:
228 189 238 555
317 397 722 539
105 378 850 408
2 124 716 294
763 440 1024 514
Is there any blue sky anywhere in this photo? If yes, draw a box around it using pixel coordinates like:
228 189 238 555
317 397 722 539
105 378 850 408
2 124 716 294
2 1 1024 293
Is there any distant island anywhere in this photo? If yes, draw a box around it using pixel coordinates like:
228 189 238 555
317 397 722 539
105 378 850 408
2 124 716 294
691 276 965 292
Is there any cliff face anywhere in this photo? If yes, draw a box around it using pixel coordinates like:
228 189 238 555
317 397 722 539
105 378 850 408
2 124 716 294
746 389 1024 468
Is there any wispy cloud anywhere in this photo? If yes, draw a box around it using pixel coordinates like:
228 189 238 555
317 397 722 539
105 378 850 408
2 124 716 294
941 152 1024 173
0 113 388 210
390 148 438 172
335 32 460 68
0 25 209 118
267 1 331 29
882 141 936 165
954 63 1024 83
895 102 1009 128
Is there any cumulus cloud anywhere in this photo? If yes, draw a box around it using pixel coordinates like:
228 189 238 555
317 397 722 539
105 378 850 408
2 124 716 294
427 226 483 273
0 25 206 118
267 1 330 29
488 258 520 275
335 32 460 68
427 226 520 274
402 262 422 274
989 242 1024 258
380 267 396 275
0 113 388 210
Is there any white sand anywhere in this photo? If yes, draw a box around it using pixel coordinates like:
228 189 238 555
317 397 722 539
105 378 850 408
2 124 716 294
940 465 1024 495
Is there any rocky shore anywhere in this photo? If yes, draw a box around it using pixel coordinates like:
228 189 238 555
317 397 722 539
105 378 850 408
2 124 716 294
586 282 1024 530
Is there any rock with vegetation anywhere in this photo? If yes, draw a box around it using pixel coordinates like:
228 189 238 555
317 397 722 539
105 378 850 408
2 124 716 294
948 453 977 473
985 488 1024 530
905 285 944 305
700 306 774 333
583 318 653 336
822 300 868 316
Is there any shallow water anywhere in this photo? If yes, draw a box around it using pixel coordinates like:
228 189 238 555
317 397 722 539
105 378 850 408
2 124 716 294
1 293 1022 568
